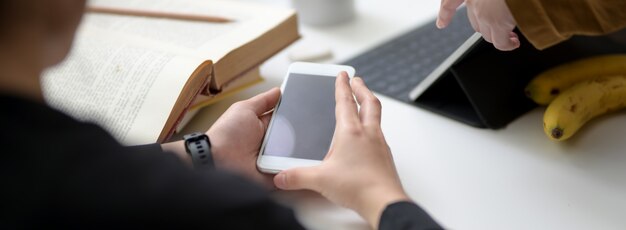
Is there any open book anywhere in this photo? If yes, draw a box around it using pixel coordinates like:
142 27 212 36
42 0 298 145
176 66 263 134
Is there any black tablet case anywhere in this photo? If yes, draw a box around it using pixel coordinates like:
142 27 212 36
413 29 626 129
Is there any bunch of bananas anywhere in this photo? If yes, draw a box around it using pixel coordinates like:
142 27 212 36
525 54 626 141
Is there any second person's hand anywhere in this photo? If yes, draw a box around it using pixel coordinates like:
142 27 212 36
437 0 520 51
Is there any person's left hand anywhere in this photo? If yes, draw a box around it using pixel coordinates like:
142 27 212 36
207 88 281 187
437 0 520 51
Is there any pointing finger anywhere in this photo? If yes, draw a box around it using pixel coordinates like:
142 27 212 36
437 0 465 28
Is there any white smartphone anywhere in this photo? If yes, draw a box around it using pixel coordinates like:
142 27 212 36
257 62 355 174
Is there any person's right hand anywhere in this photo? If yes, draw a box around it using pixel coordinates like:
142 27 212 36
273 72 411 229
437 0 520 51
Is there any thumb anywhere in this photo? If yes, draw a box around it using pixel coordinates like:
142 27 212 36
274 166 321 191
241 87 281 116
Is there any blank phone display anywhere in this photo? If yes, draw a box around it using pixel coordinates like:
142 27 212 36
263 73 336 160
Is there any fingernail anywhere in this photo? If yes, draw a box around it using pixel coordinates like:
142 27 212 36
275 173 286 189
436 19 443 29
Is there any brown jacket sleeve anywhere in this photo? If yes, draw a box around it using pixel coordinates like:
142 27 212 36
505 0 626 50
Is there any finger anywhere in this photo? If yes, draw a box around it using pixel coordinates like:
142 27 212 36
350 77 382 126
274 166 321 191
479 21 493 43
491 27 519 51
467 7 480 32
324 148 335 160
335 71 360 126
437 0 464 29
239 88 281 116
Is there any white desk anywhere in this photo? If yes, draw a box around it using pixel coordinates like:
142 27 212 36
180 1 626 229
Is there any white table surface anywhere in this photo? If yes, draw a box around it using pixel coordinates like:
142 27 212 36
180 1 626 229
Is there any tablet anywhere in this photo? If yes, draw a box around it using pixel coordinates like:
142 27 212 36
408 32 482 101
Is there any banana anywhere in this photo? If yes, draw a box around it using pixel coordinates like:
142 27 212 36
543 75 626 141
526 54 626 105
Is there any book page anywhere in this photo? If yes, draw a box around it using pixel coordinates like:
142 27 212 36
43 26 205 145
87 0 294 61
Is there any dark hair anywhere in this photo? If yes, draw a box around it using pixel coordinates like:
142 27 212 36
0 1 21 28
0 1 42 38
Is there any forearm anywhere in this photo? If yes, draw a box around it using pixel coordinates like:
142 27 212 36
506 0 626 49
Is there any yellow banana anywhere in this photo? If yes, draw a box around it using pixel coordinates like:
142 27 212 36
544 75 626 141
526 54 626 105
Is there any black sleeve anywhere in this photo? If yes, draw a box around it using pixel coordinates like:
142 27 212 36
379 202 443 230
127 143 165 155
5 122 305 229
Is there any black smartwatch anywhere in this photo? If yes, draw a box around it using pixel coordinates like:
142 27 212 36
183 132 213 170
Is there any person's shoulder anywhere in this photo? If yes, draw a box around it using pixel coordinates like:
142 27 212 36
0 94 122 159
0 94 106 131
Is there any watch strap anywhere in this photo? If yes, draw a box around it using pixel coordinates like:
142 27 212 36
183 132 213 170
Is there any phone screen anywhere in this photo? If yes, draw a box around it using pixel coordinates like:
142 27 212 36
262 73 336 160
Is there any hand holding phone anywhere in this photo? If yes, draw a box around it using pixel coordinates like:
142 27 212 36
206 88 281 187
273 73 411 229
257 62 355 173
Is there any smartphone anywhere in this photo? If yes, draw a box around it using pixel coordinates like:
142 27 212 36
257 62 355 173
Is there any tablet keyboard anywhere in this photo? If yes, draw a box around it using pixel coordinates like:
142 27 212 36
342 9 475 102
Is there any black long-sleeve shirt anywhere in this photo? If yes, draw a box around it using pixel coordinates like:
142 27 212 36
0 94 441 229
